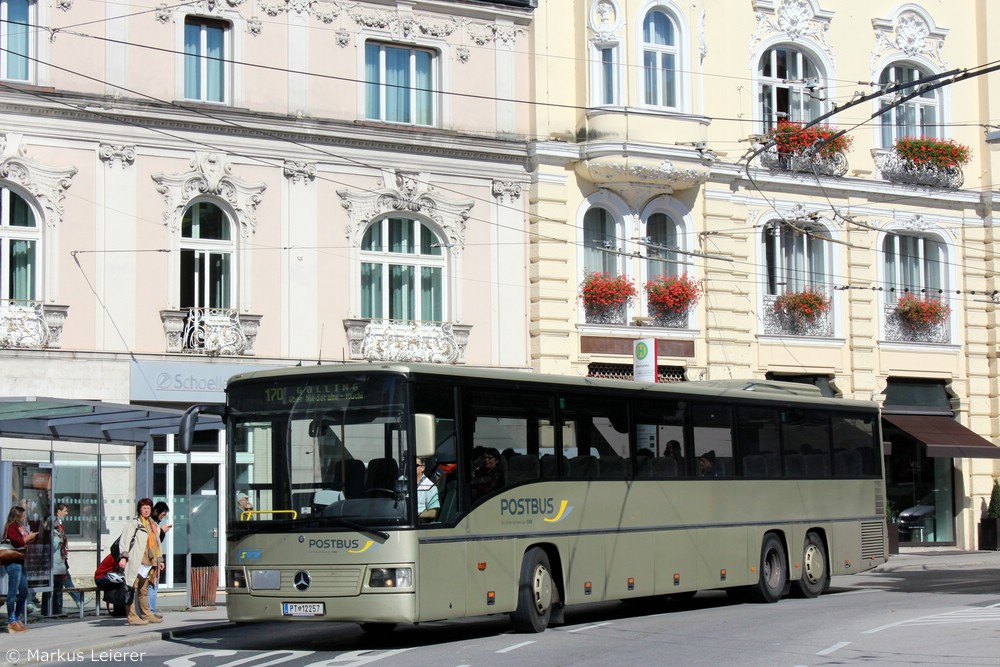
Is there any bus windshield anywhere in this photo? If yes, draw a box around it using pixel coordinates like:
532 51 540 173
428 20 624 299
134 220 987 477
228 372 412 530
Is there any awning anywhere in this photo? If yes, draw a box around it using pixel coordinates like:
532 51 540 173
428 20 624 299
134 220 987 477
882 413 1000 458
0 397 223 445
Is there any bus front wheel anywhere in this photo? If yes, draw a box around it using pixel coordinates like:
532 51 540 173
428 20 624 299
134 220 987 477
750 534 787 603
511 547 553 633
794 533 828 598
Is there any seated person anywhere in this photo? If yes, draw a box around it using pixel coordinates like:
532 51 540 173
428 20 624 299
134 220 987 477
698 450 721 478
415 458 440 521
471 447 504 500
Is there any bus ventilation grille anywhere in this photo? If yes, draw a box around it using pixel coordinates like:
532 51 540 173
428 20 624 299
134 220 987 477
588 363 686 383
861 521 885 560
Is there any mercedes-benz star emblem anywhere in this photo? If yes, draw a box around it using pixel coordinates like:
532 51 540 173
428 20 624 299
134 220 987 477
293 571 312 591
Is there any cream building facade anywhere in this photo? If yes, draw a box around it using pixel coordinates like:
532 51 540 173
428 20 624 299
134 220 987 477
528 0 1000 550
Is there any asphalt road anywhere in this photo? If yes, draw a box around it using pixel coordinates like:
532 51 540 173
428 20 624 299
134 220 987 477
41 552 1000 666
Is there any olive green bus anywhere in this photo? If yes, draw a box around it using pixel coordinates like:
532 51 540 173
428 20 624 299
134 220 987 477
178 363 888 633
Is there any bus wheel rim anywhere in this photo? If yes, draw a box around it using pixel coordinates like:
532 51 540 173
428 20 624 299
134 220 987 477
532 564 552 614
803 543 824 584
764 549 780 587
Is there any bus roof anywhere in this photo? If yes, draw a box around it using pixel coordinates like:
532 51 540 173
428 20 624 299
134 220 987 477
226 363 878 412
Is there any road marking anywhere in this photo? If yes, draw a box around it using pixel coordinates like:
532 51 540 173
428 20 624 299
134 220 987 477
816 641 851 656
567 622 612 633
838 588 882 595
864 603 1000 634
496 641 535 654
928 579 980 588
302 649 412 666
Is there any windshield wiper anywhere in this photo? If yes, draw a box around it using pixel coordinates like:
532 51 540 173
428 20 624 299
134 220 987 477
330 516 390 541
228 514 390 541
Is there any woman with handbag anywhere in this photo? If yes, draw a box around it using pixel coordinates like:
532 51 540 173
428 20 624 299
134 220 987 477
116 498 163 626
3 506 38 633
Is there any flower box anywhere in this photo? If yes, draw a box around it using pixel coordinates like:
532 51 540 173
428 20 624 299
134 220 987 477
645 274 701 323
894 294 950 330
773 288 830 324
894 137 970 170
761 121 852 176
580 272 636 324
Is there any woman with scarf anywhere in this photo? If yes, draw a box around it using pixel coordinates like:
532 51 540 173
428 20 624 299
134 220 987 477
116 498 163 626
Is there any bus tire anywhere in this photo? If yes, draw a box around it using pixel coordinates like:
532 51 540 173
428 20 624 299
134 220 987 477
750 533 787 604
510 547 553 633
794 533 828 598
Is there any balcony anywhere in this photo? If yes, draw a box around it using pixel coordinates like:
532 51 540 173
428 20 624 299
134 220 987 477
883 302 950 344
344 318 471 364
763 294 834 337
160 309 261 356
0 301 68 349
874 149 965 188
758 145 848 177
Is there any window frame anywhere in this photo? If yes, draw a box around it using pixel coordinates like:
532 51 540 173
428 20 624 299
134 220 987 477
359 216 447 322
763 220 831 296
364 41 438 127
0 0 32 83
640 8 680 110
179 201 235 309
878 62 940 147
882 231 947 304
184 16 230 104
0 186 39 301
757 45 823 133
590 41 622 107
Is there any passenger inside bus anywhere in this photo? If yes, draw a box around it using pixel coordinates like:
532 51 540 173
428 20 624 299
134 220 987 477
415 458 440 521
699 450 722 477
471 447 505 500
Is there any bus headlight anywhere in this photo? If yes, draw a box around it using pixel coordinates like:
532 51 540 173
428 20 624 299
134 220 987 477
368 567 412 588
227 568 247 589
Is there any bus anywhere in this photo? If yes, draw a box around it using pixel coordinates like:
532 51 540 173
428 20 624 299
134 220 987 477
178 363 888 633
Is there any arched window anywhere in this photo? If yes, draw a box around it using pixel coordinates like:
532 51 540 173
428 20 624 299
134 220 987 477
642 9 678 109
180 201 233 308
764 221 830 295
758 46 822 132
883 232 946 302
360 217 444 321
583 207 620 276
645 212 681 279
878 63 939 147
1 187 38 300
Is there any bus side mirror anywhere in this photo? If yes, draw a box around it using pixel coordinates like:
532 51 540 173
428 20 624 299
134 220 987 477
414 413 436 458
178 404 227 453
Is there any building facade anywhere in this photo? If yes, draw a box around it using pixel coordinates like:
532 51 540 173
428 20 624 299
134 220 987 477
0 0 534 599
527 0 1000 549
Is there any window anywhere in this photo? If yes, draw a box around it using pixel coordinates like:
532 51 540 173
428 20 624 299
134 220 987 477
764 221 830 295
583 207 620 276
642 9 678 108
0 187 38 300
180 202 233 308
758 46 821 132
184 18 228 103
882 232 946 303
594 44 620 106
360 217 444 321
879 63 939 147
645 212 682 279
365 42 435 126
1 0 31 82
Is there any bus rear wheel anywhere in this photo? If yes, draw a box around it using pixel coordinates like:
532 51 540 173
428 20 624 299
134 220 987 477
511 547 553 633
794 533 828 598
750 534 787 603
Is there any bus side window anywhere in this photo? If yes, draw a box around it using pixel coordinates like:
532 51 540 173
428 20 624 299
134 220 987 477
691 402 733 478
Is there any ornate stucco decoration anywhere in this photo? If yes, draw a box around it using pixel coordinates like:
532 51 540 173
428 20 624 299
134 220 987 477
155 3 171 23
589 0 622 42
200 0 246 13
870 9 947 78
0 133 76 229
749 0 835 67
492 180 522 204
576 151 712 210
338 169 474 252
283 160 316 184
56 0 73 11
99 143 136 169
152 152 267 240
247 16 263 35
698 7 708 64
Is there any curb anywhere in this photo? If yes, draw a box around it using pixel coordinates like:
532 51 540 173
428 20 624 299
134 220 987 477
0 621 232 667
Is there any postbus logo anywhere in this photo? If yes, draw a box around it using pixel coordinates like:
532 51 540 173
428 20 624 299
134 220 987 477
500 497 573 523
635 342 650 360
304 537 379 553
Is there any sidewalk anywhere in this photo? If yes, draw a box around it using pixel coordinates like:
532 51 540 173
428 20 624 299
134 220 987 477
1 592 232 667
